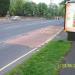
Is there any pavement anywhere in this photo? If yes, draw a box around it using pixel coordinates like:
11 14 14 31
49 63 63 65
60 41 75 75
0 19 64 75
59 29 75 74
54 31 67 41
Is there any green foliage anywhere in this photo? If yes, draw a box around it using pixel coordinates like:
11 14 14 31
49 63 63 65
59 0 66 17
48 4 59 18
23 2 37 16
37 3 48 17
10 0 24 16
23 2 49 17
9 0 65 18
6 40 70 75
60 0 66 5
0 0 65 17
0 0 10 16
58 5 65 17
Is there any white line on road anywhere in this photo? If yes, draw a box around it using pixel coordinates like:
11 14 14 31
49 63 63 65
0 27 63 72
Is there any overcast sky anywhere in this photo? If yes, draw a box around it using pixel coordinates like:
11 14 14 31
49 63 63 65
32 0 63 5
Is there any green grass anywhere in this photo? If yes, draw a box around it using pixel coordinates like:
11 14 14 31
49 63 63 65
6 40 71 75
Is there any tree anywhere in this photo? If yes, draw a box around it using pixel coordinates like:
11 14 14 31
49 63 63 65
10 0 25 16
47 4 59 18
58 0 66 17
37 3 48 17
23 2 37 16
0 0 10 16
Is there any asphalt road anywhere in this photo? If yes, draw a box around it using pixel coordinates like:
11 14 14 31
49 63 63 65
0 19 64 42
0 19 64 75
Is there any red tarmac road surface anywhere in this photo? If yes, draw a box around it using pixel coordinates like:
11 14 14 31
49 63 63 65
5 26 63 48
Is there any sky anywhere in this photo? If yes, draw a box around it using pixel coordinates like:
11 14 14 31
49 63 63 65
32 0 63 5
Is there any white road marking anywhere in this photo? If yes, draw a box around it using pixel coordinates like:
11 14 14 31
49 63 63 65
0 27 63 72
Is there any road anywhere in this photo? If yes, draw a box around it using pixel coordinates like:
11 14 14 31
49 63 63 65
0 19 63 41
0 19 64 75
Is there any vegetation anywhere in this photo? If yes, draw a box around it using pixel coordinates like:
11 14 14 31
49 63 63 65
58 0 66 17
0 0 65 18
6 40 71 75
0 0 10 16
47 4 59 18
23 2 37 16
10 0 25 16
37 3 48 17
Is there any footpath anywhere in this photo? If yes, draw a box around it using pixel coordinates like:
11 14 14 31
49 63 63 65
52 30 75 75
59 32 75 75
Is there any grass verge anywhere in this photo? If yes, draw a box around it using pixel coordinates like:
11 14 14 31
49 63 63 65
6 40 71 75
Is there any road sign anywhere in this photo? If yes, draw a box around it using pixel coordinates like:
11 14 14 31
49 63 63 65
65 2 75 32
